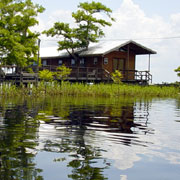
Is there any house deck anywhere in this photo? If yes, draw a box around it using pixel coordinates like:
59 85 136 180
40 66 152 84
0 65 152 84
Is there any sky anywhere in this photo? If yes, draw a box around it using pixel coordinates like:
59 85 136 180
32 0 180 83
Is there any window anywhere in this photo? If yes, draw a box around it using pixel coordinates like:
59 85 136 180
58 60 63 66
94 57 98 65
80 58 85 65
104 58 108 65
42 60 47 66
33 61 37 66
71 59 75 66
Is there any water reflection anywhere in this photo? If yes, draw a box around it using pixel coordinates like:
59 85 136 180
0 100 43 180
0 97 180 180
36 97 154 148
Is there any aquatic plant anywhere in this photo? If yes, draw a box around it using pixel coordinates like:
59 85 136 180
0 82 179 98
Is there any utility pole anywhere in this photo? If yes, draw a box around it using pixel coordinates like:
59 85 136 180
37 39 41 73
35 39 41 86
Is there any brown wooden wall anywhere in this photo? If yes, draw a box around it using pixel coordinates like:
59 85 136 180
41 56 103 69
102 51 135 73
41 50 136 76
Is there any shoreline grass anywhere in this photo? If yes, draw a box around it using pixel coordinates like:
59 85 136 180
0 82 179 98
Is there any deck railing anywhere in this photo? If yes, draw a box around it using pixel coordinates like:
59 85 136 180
120 70 152 83
40 66 152 83
0 65 152 84
39 66 111 81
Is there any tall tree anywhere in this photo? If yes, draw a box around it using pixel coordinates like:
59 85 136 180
0 0 44 70
43 1 114 60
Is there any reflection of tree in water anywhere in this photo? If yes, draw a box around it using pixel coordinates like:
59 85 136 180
43 118 109 180
39 101 145 179
67 135 109 180
0 96 153 180
0 101 43 180
175 99 180 120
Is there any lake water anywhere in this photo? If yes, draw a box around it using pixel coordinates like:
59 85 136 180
0 96 180 180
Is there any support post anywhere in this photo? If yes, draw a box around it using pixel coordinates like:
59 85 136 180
127 45 130 80
148 54 151 72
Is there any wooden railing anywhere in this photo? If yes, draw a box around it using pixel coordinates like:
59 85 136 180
0 66 152 84
120 70 152 83
40 65 152 83
70 67 111 80
39 66 111 80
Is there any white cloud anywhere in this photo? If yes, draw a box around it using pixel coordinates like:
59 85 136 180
105 0 171 40
48 10 74 26
103 0 180 83
171 13 180 29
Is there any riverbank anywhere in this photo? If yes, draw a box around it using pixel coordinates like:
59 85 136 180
0 82 179 98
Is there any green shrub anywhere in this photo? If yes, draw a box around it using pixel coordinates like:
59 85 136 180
54 65 71 81
111 70 123 84
39 69 53 82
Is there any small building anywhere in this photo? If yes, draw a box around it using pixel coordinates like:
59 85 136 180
40 40 156 84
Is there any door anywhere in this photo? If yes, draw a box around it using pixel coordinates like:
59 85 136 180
113 58 125 71
113 58 125 80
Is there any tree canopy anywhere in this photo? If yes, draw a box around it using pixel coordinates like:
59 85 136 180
0 0 44 69
43 1 114 60
174 66 180 78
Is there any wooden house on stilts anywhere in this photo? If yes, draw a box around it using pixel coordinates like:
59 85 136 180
40 40 156 84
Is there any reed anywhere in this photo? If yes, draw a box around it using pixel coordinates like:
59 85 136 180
0 82 179 98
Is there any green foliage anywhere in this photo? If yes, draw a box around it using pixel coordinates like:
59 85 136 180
43 1 114 59
72 1 115 48
0 98 43 179
0 0 45 68
39 69 53 82
0 82 179 98
32 82 179 98
24 67 34 73
111 70 123 84
54 65 72 81
174 66 180 77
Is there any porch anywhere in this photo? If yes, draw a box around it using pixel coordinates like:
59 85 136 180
0 65 152 84
40 66 152 84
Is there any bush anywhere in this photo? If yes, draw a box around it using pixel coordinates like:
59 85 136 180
39 69 53 82
111 70 123 84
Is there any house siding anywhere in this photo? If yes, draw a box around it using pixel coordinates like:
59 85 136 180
41 50 136 80
103 51 135 71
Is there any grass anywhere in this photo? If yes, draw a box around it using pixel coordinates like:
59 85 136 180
0 81 179 98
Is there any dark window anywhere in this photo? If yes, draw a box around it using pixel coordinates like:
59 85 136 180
94 57 98 65
58 60 63 66
71 59 76 66
80 58 85 65
104 58 108 65
42 60 47 66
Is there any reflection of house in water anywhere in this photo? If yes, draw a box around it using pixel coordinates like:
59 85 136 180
66 104 149 134
43 103 149 147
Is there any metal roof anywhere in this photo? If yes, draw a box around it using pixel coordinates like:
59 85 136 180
41 40 156 58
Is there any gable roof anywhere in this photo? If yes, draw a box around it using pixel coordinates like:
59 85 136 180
79 40 156 56
41 40 156 58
